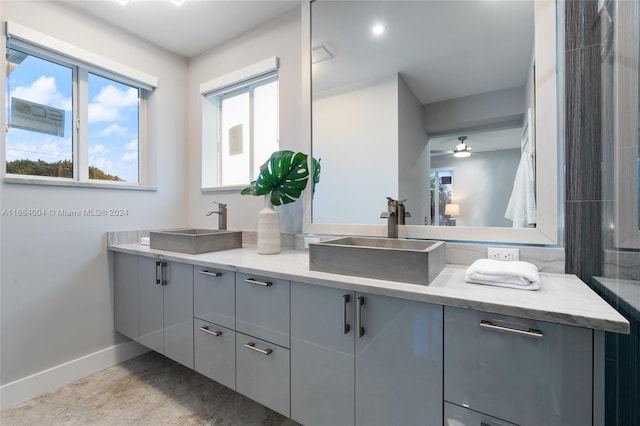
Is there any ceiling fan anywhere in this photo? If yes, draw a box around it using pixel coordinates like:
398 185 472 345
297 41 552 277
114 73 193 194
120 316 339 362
452 136 472 158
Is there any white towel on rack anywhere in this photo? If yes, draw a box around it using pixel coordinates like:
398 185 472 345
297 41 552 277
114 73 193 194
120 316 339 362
465 259 541 290
505 151 536 228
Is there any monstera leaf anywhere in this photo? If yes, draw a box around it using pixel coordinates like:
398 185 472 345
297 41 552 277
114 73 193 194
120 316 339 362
241 150 316 206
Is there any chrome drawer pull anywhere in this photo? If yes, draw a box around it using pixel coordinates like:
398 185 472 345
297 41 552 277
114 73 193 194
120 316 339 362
244 342 272 355
155 261 162 285
342 294 351 335
161 261 168 286
480 320 543 339
199 270 222 277
199 326 222 337
356 296 365 338
244 278 272 287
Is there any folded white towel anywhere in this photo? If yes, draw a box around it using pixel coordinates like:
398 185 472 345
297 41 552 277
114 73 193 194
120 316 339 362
465 259 540 291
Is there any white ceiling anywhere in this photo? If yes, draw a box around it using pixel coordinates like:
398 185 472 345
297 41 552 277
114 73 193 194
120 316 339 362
312 0 534 105
429 127 523 156
57 0 301 58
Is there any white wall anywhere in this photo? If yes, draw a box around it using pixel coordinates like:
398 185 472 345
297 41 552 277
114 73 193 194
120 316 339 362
431 149 520 227
312 76 398 225
398 75 430 226
186 8 305 234
0 1 188 389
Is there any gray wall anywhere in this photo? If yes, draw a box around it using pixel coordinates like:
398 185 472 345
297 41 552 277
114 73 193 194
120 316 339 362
430 149 520 228
423 86 525 136
0 2 188 385
398 75 430 226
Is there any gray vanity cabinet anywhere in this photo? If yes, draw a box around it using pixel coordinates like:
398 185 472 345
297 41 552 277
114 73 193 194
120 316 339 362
290 282 444 426
355 292 443 426
193 267 234 328
236 333 290 417
444 306 593 426
291 283 355 426
139 257 194 369
194 318 235 390
114 252 139 341
235 272 290 348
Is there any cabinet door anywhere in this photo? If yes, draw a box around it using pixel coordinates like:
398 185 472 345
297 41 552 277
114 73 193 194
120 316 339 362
194 318 235 390
236 272 289 347
355 293 443 426
163 261 193 369
194 267 234 329
290 282 355 426
444 306 592 426
139 256 164 354
445 402 519 426
114 252 139 340
236 333 290 417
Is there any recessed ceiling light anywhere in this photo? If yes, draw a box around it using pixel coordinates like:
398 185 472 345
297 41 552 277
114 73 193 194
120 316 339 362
113 0 131 5
169 0 187 5
311 45 334 64
372 24 385 36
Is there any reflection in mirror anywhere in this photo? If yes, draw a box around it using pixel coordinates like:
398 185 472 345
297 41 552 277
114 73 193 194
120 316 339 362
311 0 537 228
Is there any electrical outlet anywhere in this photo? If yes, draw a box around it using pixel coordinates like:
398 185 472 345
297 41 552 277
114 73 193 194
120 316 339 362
487 247 520 261
304 237 321 249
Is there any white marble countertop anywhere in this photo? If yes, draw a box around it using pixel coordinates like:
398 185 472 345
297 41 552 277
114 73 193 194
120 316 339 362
109 243 630 334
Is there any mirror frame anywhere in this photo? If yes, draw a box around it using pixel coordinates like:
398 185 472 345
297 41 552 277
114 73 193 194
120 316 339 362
301 0 559 245
613 0 640 249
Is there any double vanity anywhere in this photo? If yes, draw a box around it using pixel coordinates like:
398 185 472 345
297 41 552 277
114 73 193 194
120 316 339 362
109 234 628 426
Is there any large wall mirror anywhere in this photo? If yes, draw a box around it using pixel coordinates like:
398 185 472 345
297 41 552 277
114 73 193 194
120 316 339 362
303 0 559 244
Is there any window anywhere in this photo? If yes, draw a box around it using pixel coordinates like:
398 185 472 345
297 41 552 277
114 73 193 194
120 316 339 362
4 22 157 187
201 57 279 189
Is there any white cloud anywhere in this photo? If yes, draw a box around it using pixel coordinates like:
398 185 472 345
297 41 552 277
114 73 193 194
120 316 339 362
121 152 138 162
124 139 138 151
99 123 127 137
94 85 138 108
90 144 108 154
11 76 72 111
88 85 138 123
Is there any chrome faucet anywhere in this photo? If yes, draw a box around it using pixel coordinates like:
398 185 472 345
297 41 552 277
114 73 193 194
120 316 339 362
380 197 411 238
206 201 227 230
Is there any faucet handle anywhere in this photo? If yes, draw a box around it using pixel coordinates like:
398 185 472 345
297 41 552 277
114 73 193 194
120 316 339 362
211 200 227 209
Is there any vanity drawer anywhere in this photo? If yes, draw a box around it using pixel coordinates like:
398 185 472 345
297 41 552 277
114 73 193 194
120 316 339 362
236 333 290 417
444 306 593 426
193 267 235 329
235 272 290 347
445 402 519 426
194 318 235 390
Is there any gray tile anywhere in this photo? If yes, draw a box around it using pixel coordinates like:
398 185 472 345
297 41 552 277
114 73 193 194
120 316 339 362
565 201 603 281
0 352 300 426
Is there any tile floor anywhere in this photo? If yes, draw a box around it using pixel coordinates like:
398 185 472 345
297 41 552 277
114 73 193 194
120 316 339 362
1 351 300 426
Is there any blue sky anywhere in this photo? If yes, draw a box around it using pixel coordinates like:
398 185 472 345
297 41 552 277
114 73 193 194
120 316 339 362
6 50 139 182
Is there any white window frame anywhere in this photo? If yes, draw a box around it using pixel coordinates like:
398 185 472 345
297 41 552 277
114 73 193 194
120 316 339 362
201 57 279 191
2 21 157 190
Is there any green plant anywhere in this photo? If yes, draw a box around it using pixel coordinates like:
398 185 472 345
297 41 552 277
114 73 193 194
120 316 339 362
241 150 321 206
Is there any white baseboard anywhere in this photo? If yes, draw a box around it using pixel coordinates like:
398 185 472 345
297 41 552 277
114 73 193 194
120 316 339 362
0 340 149 411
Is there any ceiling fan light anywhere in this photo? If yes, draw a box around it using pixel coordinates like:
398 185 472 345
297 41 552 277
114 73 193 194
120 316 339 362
453 150 471 158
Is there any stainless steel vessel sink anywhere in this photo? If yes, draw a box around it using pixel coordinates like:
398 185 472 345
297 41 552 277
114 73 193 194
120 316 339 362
149 229 242 254
309 237 445 285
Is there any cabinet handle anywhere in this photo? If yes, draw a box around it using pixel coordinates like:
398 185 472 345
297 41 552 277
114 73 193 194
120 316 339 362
480 320 543 339
155 261 162 285
342 294 351 334
161 261 168 286
244 342 272 355
244 278 272 287
356 296 365 338
199 270 222 277
199 326 222 336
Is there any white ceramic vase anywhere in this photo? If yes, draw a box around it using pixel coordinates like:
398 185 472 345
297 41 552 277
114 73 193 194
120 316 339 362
257 195 280 254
